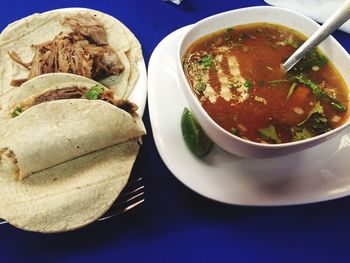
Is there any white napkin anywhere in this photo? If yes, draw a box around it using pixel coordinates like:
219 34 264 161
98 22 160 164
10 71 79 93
264 0 350 33
163 0 183 5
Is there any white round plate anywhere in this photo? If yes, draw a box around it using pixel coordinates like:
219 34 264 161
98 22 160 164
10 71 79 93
148 26 350 206
0 8 147 226
129 58 147 116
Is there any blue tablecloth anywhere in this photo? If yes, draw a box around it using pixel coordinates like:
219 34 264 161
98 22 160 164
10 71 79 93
1 0 350 262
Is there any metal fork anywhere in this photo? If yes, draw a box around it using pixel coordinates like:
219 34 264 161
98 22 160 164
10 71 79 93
98 176 145 221
0 177 145 225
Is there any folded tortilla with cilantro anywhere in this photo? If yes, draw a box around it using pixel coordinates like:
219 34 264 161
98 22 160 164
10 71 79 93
0 9 142 98
0 97 145 180
0 73 101 120
7 80 138 119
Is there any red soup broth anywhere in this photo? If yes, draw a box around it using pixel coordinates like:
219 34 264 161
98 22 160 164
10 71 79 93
182 23 349 144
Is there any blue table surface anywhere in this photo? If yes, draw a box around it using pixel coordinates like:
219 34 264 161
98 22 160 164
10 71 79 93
2 0 350 262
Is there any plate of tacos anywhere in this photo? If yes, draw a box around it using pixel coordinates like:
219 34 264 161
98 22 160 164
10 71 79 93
0 8 147 233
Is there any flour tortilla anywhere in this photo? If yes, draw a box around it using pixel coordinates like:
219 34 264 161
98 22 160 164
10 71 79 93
0 139 140 233
0 99 146 180
0 9 142 98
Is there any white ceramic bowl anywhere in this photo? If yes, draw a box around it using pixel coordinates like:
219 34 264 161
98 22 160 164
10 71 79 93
177 6 350 158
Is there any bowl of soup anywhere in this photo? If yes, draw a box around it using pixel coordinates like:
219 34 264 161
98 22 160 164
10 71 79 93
177 6 350 158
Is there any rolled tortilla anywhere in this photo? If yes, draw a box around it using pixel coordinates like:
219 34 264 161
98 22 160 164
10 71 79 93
0 99 146 180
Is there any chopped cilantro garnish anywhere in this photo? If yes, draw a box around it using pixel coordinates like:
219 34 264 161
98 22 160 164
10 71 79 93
198 55 212 68
223 28 234 44
297 101 323 126
290 41 301 49
330 100 346 111
288 73 346 112
244 79 253 89
276 39 300 48
291 102 331 141
11 105 22 118
238 33 248 42
289 73 323 97
289 73 345 111
276 39 288 46
258 124 281 144
84 85 104 100
195 81 207 92
230 127 239 135
268 79 287 86
267 41 278 49
293 49 328 72
229 81 240 89
291 127 313 141
286 82 297 99
303 112 330 135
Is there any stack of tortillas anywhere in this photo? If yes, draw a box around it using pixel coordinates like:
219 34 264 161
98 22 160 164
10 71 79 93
0 9 146 232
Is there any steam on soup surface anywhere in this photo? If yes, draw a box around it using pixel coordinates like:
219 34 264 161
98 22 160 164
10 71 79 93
182 23 349 144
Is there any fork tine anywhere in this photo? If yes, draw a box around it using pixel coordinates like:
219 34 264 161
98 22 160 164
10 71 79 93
97 177 145 221
98 198 145 222
117 198 145 214
127 177 142 184
115 182 144 202
120 177 143 192
109 190 144 209
121 185 145 198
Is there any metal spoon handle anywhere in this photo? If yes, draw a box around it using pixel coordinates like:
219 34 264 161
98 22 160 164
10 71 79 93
282 0 350 72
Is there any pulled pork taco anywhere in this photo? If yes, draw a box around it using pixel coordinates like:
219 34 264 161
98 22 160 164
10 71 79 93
0 73 146 232
0 81 144 180
0 9 142 98
0 99 144 180
7 79 138 120
0 73 102 120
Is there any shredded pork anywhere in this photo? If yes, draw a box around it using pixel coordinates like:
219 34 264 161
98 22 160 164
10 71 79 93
34 87 86 104
10 14 124 86
30 87 138 114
